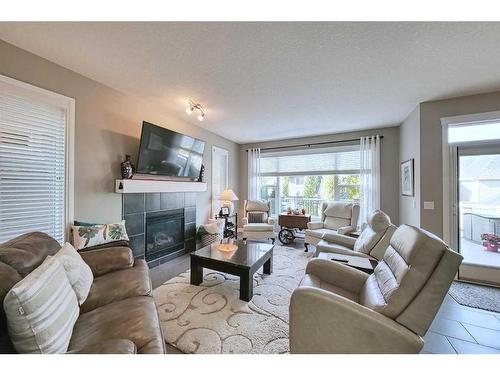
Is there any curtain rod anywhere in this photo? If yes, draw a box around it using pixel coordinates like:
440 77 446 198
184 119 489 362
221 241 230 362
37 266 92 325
244 136 384 152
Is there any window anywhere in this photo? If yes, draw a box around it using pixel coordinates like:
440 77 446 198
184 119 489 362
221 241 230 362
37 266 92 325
448 121 500 144
0 75 74 244
259 145 360 217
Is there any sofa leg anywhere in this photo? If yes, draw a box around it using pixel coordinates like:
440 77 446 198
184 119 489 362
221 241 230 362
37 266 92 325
304 243 309 252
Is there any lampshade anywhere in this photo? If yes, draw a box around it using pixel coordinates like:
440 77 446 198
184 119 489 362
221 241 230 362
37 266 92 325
218 189 239 201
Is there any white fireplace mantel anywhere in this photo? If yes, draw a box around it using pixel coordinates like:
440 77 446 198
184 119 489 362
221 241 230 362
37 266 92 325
115 179 207 194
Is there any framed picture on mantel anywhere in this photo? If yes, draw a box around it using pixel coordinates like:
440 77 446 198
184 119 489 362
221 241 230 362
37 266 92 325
401 158 414 196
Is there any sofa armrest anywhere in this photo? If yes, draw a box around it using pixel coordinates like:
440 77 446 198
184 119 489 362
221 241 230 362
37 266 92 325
321 233 356 248
242 217 249 226
67 339 137 354
337 225 356 235
307 221 324 230
80 246 134 277
305 258 368 294
267 217 276 226
289 286 424 354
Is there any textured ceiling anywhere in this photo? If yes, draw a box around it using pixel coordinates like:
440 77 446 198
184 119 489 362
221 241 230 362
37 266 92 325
2 22 500 143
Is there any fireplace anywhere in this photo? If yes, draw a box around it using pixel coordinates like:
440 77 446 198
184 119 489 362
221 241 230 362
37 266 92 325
145 209 185 261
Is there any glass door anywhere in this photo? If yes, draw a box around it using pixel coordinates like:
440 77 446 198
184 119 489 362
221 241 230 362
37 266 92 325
457 144 500 285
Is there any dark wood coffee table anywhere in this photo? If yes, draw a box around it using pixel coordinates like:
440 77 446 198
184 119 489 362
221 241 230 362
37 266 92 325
190 241 274 301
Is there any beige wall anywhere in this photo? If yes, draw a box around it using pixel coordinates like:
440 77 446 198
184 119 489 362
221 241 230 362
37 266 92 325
238 127 400 224
0 40 239 227
399 106 420 227
419 91 500 237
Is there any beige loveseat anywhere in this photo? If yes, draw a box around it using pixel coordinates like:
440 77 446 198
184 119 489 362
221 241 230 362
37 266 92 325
290 224 463 353
0 232 166 354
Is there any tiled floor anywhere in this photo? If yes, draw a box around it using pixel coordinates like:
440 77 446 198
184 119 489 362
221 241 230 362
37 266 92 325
150 239 500 354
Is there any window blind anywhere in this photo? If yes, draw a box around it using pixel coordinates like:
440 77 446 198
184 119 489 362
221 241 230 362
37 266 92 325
260 145 360 176
0 90 66 244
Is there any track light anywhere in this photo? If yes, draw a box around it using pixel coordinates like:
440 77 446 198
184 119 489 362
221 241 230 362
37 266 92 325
186 99 205 122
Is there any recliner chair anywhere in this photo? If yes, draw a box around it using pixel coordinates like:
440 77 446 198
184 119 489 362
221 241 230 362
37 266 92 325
315 209 396 261
305 201 360 250
290 224 463 353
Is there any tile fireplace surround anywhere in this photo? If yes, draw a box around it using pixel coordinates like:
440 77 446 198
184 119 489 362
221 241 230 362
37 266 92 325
122 192 197 268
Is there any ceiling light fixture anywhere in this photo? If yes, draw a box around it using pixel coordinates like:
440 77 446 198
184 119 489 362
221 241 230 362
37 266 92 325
186 99 205 122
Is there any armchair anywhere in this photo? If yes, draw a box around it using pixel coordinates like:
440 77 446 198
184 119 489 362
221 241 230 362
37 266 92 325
304 201 360 249
290 224 463 353
241 200 276 243
315 209 396 260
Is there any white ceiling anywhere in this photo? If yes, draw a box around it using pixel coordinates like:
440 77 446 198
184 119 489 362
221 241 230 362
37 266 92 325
2 22 500 144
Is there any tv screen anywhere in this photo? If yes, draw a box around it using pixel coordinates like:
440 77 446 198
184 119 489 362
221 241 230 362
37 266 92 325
136 122 205 179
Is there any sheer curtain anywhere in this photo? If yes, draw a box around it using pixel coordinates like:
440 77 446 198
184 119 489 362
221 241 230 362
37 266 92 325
247 148 261 200
359 135 381 225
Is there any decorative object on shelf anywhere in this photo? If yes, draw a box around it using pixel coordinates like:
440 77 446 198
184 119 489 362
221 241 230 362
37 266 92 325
401 158 414 196
198 164 205 182
120 154 135 179
186 99 205 122
292 209 302 215
215 212 238 239
481 233 500 252
301 208 306 215
287 207 292 215
221 207 230 216
218 189 239 216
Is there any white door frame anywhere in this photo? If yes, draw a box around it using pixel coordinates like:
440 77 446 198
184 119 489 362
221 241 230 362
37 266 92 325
211 146 229 217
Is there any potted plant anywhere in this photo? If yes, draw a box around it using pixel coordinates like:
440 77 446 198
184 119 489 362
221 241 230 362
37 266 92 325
480 233 500 252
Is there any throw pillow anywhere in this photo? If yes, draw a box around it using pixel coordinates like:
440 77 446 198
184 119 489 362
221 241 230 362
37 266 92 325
3 256 79 354
53 242 93 305
72 221 129 251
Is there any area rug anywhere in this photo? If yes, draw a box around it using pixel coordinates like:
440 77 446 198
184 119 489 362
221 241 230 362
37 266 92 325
448 281 500 313
153 245 312 354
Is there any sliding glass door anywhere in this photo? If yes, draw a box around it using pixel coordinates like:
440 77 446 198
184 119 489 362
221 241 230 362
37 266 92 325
457 145 500 285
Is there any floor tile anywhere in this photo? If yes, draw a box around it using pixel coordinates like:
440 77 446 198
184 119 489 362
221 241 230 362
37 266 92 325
448 337 500 354
429 318 476 342
437 305 500 330
462 323 500 350
422 332 456 354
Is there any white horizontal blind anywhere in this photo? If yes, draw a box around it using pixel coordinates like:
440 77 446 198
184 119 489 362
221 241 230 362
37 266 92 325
0 88 66 244
260 145 360 176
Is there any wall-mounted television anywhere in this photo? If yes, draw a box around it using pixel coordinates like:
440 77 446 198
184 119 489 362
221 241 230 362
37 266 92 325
136 121 205 180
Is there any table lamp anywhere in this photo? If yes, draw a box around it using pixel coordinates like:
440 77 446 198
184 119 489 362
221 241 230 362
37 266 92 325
218 189 238 216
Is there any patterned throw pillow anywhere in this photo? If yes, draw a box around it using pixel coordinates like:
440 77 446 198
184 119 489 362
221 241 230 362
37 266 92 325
3 256 79 353
247 212 267 223
53 243 94 305
72 221 129 251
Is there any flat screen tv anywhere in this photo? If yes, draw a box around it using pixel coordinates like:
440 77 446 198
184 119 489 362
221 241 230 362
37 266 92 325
136 121 205 180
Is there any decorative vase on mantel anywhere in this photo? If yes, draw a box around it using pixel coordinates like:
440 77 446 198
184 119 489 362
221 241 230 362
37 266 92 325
120 154 135 179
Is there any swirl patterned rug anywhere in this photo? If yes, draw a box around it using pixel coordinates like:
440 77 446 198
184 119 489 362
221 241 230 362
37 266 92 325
153 245 312 354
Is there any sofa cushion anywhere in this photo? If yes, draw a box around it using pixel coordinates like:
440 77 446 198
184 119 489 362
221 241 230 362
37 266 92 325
53 243 94 305
0 232 61 278
72 221 129 251
316 240 374 259
243 223 274 232
79 246 134 277
323 217 351 230
323 202 353 219
3 256 79 353
247 212 268 223
246 200 270 212
80 260 152 314
305 228 337 239
69 296 165 354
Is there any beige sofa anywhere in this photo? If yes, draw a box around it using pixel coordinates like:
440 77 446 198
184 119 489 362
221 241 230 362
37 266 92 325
305 201 360 249
315 209 396 260
290 224 463 353
0 232 166 354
